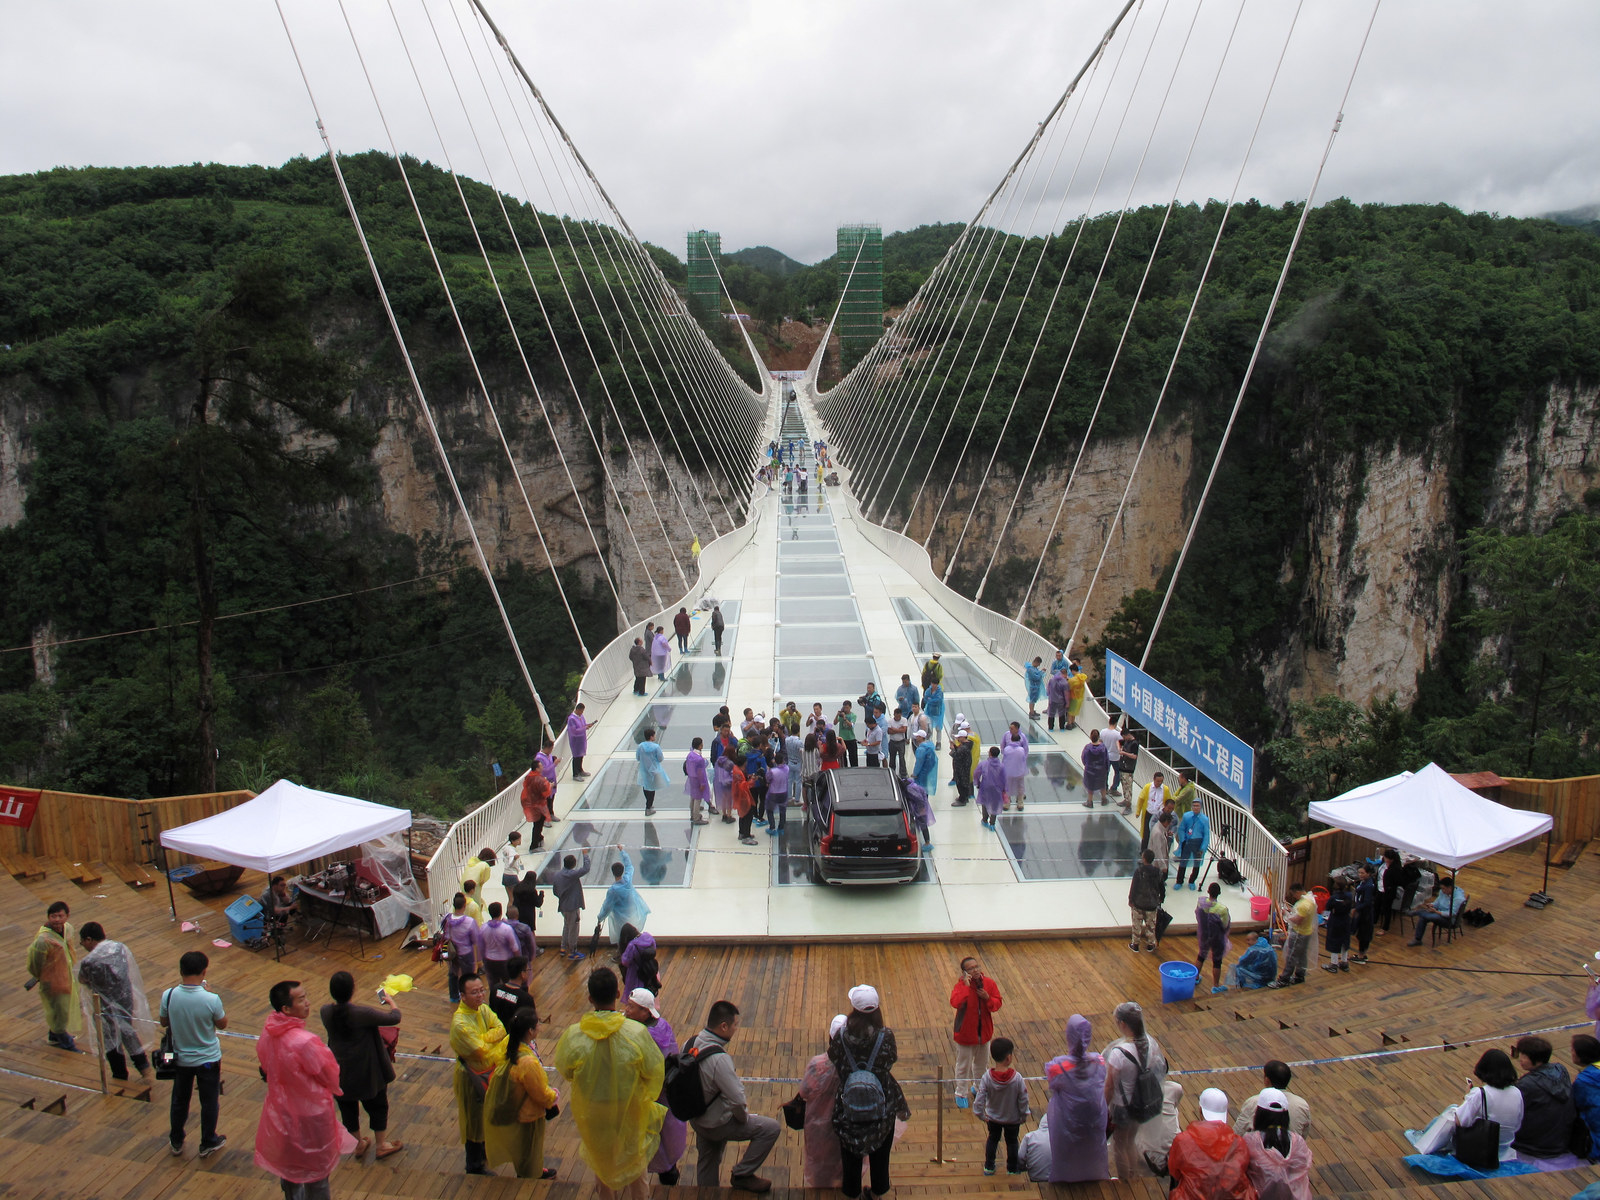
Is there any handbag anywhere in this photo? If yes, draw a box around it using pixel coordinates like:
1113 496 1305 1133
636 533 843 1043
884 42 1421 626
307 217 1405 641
1154 907 1174 942
153 988 180 1080
1452 1087 1501 1171
781 1093 806 1130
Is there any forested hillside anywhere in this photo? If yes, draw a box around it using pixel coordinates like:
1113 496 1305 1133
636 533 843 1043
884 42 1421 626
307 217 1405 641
0 155 746 810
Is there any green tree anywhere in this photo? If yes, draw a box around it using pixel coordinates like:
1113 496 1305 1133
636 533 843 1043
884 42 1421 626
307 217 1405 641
292 675 374 786
464 686 530 774
1265 694 1417 811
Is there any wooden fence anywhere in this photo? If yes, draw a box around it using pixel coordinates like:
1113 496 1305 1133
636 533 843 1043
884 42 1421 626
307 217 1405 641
0 788 252 872
1498 775 1600 842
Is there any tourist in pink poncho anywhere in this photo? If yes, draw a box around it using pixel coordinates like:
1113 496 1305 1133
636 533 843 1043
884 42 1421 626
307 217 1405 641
797 1014 850 1187
256 980 356 1194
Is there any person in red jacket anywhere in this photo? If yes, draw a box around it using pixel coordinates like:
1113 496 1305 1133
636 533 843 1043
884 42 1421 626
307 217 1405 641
950 955 1003 1109
1168 1088 1257 1200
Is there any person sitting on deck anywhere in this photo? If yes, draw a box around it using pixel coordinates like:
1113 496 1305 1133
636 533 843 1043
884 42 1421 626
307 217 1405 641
1407 1048 1523 1162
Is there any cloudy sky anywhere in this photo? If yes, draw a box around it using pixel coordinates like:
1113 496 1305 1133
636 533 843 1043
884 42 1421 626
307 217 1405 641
4 1 1597 264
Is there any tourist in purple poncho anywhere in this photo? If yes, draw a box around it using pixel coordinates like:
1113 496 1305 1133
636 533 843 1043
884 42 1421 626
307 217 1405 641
565 703 594 779
974 747 1006 829
623 988 686 1185
1001 723 1030 811
685 740 711 825
1044 1014 1109 1182
797 1015 849 1187
650 630 672 681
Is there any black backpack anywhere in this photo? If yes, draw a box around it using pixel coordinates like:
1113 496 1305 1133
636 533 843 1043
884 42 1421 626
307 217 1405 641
1116 1044 1164 1123
664 1043 723 1120
837 1031 889 1126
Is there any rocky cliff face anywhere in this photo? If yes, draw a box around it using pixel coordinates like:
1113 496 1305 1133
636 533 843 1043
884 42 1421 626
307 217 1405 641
895 382 1598 718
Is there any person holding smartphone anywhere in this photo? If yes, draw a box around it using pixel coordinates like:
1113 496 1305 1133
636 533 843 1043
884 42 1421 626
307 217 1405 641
321 970 404 1161
950 955 1003 1109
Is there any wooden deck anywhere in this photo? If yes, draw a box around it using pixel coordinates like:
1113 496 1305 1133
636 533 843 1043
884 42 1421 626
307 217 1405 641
0 836 1596 1200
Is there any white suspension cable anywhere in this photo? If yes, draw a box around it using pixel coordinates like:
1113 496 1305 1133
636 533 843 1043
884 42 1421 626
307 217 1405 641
968 0 1235 603
274 0 554 739
1138 0 1383 669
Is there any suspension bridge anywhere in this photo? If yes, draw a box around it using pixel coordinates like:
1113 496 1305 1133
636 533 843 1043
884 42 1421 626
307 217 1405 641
262 0 1400 935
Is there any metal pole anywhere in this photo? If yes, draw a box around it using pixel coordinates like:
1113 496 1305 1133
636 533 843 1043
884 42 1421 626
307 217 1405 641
160 842 177 922
933 1070 944 1162
1541 828 1551 898
92 995 109 1095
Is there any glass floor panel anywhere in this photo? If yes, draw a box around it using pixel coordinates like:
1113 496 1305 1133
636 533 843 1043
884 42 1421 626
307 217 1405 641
776 657 876 698
780 559 847 576
688 625 738 658
778 598 860 624
780 500 826 517
996 811 1140 880
777 513 835 528
627 702 728 750
902 624 963 654
1015 752 1085 803
935 657 1001 694
769 813 938 886
534 820 697 887
785 528 841 540
777 625 869 657
658 659 731 699
779 540 843 558
779 576 853 598
575 758 688 810
697 599 741 622
949 697 1057 749
892 597 931 622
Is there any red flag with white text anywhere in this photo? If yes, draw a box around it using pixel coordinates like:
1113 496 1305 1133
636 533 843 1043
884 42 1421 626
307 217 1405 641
0 786 42 829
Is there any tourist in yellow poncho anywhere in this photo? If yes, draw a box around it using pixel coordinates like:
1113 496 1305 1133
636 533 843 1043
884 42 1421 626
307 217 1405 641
451 974 508 1175
554 966 665 1200
27 901 81 1050
1066 662 1088 729
485 1007 560 1179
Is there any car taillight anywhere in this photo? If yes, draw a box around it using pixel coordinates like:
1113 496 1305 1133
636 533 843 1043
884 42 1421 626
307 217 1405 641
820 812 835 856
903 810 916 850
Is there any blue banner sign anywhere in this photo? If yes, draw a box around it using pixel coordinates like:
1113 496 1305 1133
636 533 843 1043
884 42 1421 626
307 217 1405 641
1104 650 1255 809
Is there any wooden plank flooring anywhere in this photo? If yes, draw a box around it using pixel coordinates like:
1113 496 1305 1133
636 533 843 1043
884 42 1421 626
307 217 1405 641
0 841 1595 1199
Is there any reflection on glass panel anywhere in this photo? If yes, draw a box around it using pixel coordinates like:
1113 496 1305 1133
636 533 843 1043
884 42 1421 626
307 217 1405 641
891 597 930 622
777 625 869 657
949 698 1058 749
628 702 727 750
780 560 847 576
903 624 961 654
936 657 1000 694
576 759 687 810
778 599 860 624
696 599 741 623
534 820 696 887
776 657 876 697
688 625 738 658
1021 752 1083 803
779 576 853 598
660 659 731 698
997 812 1140 880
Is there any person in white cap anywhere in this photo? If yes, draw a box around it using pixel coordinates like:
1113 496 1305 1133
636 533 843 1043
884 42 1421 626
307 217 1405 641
1165 1087 1254 1199
948 721 974 802
796 1014 851 1188
623 987 687 1187
1239 1087 1313 1200
830 985 909 1200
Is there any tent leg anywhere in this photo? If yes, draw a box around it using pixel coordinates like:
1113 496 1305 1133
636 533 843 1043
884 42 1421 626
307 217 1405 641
1542 828 1551 896
161 843 176 922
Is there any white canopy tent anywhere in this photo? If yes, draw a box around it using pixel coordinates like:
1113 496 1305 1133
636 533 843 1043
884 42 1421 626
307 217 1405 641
1309 761 1552 877
159 780 422 933
161 779 411 871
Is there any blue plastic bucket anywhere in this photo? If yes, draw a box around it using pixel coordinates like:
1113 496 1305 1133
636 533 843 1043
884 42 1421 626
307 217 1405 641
1159 960 1200 1003
166 865 202 882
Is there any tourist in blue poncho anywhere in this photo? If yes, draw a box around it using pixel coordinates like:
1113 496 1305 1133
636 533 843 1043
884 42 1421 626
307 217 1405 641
595 847 651 945
636 728 672 818
1023 657 1045 720
1233 936 1277 989
922 683 946 748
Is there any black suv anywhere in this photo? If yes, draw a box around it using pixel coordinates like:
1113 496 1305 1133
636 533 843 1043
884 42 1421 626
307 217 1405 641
807 767 921 885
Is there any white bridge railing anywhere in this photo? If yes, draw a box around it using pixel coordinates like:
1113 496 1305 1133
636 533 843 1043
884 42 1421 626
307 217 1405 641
807 383 1287 909
426 396 774 910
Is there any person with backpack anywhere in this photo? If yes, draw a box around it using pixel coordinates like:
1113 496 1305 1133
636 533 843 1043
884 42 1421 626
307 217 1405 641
620 927 662 997
830 985 909 1200
1104 1000 1169 1179
951 955 1003 1108
684 999 780 1191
